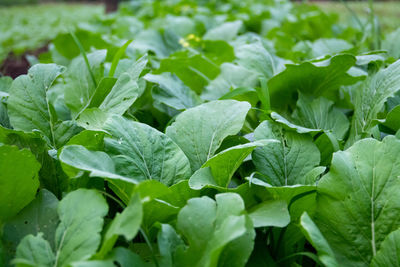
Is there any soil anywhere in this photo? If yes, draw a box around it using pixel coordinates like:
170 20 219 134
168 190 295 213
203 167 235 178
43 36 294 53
0 45 48 79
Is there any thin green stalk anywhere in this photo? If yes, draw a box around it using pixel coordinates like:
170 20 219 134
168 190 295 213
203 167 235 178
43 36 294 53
140 228 160 267
70 31 98 88
368 0 379 50
109 39 133 77
339 0 364 31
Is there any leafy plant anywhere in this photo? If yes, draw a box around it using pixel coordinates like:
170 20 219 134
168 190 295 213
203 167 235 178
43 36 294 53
1 0 400 266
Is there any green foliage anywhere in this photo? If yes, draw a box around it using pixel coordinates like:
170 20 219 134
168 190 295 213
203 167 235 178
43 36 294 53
1 1 400 267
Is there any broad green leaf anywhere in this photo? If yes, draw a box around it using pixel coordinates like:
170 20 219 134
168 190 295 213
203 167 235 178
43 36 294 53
54 189 108 266
99 73 141 115
202 40 235 65
310 38 353 58
13 233 54 267
316 136 400 266
7 64 65 147
383 105 400 131
203 21 243 41
348 60 400 145
202 63 259 100
144 73 201 111
243 178 318 221
68 260 114 267
97 194 142 258
252 121 320 186
97 55 148 115
235 42 275 79
371 228 400 267
267 54 363 109
166 100 251 171
103 115 191 186
0 76 12 93
53 120 82 149
76 108 109 131
292 94 349 139
0 145 41 222
64 50 107 119
107 247 153 267
155 50 220 94
189 141 276 189
2 190 59 260
86 77 117 109
300 212 338 267
164 193 253 267
59 145 137 183
248 200 290 228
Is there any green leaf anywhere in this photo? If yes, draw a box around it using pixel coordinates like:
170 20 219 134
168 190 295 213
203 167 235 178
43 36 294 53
371 228 400 267
382 28 400 59
7 64 65 148
163 193 253 267
348 60 400 145
144 73 202 111
107 247 153 267
203 21 243 41
267 54 363 109
235 42 275 79
64 50 107 119
2 190 59 260
155 50 220 94
383 105 400 132
102 115 191 186
299 212 338 267
316 136 400 266
59 145 137 183
292 94 349 139
0 145 41 222
54 189 108 266
76 108 110 131
252 121 320 186
166 100 251 171
97 194 143 258
13 233 54 267
98 73 141 115
202 40 235 65
97 55 148 115
248 200 290 228
310 38 353 58
202 63 259 100
189 141 276 189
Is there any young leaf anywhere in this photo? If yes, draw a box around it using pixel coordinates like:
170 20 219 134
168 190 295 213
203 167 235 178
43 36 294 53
13 233 54 267
166 100 251 171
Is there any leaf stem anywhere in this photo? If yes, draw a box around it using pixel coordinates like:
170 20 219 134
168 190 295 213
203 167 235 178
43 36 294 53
140 228 160 267
70 31 98 88
109 39 133 77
